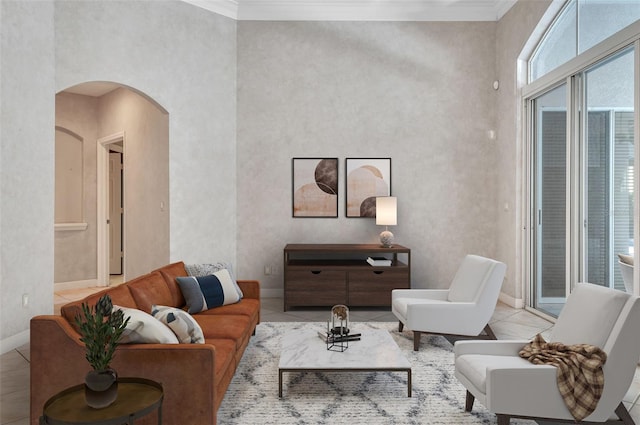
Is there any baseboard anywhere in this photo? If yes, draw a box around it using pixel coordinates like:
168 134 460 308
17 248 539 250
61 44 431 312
261 288 283 298
499 291 524 309
54 279 100 291
0 329 29 355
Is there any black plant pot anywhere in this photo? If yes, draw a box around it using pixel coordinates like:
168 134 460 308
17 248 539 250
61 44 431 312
84 368 118 409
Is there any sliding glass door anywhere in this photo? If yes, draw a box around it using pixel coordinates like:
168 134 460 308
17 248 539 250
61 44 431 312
582 48 635 292
532 84 568 317
529 47 635 316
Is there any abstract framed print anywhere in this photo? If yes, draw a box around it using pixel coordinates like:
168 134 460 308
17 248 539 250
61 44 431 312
292 158 339 217
345 158 391 218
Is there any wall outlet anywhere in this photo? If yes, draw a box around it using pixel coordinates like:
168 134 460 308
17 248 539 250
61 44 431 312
22 293 29 308
264 266 272 275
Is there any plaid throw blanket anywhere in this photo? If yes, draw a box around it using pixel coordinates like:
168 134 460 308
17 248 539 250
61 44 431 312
519 334 607 422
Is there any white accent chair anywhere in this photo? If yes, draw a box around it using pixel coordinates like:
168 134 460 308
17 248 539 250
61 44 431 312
619 261 634 293
455 282 640 425
391 255 506 351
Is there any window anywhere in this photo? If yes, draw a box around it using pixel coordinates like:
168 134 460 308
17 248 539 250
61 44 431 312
525 3 639 316
530 0 640 82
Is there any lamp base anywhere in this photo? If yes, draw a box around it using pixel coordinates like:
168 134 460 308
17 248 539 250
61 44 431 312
379 230 394 248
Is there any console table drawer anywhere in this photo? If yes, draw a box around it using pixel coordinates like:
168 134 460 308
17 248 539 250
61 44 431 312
348 269 409 285
286 270 346 292
349 270 409 306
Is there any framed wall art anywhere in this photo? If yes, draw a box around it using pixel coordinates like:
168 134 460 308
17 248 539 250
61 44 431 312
292 158 339 217
345 158 391 218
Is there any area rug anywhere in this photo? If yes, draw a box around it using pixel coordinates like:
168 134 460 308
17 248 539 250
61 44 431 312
217 322 534 424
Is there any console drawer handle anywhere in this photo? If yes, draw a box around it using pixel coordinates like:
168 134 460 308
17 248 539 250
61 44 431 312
311 270 322 274
373 271 384 275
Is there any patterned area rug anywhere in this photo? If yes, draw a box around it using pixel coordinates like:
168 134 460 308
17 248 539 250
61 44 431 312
217 322 534 424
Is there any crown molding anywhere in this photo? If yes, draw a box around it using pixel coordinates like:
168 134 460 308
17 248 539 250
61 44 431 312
182 0 517 22
182 0 239 20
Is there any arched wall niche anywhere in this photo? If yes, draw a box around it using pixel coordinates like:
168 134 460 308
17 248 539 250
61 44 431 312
54 81 170 287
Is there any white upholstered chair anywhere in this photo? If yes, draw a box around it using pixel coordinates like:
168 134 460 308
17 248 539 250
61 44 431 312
619 260 634 293
455 282 640 425
392 255 506 351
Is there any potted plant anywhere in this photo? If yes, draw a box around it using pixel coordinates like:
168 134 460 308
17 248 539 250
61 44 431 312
75 294 129 408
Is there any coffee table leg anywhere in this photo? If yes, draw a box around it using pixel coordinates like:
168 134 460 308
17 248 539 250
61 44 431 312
279 369 283 398
407 369 412 397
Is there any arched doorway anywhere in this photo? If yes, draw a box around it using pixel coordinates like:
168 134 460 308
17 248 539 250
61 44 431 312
54 82 169 291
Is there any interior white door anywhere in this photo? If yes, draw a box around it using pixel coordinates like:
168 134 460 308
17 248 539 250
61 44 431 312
109 152 123 275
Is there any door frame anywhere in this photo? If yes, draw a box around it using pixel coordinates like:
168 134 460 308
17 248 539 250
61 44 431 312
97 131 125 286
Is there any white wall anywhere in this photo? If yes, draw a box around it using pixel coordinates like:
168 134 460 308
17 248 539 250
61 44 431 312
54 88 171 284
0 0 56 348
0 0 555 350
494 0 553 303
55 93 99 283
98 88 170 279
0 0 237 350
237 21 500 293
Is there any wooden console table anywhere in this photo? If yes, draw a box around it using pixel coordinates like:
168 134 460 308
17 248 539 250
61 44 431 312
283 244 411 311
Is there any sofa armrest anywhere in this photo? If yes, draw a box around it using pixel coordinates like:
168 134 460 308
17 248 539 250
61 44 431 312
30 315 218 425
238 279 260 300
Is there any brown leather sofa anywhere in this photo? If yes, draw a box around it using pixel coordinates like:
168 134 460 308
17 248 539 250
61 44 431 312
30 261 260 425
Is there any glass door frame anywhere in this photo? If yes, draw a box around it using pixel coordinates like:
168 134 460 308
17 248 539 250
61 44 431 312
523 35 640 317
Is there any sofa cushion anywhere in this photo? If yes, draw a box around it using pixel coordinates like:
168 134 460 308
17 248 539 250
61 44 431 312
177 270 242 314
194 314 252 349
62 285 137 333
151 305 204 344
154 261 188 307
127 271 175 313
114 305 179 344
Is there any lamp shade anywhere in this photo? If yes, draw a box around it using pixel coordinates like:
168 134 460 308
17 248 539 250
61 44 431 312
376 197 397 226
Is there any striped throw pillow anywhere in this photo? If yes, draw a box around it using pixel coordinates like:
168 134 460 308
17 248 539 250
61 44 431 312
176 269 242 314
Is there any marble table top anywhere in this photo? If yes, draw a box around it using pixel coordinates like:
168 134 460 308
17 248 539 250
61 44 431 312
278 328 411 370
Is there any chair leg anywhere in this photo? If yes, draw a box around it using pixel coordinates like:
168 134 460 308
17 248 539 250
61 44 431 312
398 320 404 332
615 402 636 425
465 390 475 412
496 414 510 425
413 331 421 351
483 324 497 340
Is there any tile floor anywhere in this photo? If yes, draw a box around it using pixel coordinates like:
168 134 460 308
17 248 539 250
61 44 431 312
2 288 640 425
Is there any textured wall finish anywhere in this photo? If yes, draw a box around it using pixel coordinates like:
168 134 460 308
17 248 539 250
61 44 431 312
55 93 99 283
0 0 237 349
98 88 170 279
495 0 552 301
237 21 499 292
54 0 238 267
1 0 56 343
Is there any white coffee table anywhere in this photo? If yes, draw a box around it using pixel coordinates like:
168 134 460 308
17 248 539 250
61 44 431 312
278 328 412 398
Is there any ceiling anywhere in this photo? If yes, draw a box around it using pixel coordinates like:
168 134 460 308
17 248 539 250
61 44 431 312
182 0 518 21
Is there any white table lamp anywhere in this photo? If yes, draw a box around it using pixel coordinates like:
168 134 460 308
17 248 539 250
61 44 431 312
376 197 397 248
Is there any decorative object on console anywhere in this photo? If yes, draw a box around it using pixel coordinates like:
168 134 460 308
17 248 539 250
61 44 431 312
376 196 397 247
367 256 392 266
292 158 338 217
327 304 350 352
345 158 391 217
74 294 129 409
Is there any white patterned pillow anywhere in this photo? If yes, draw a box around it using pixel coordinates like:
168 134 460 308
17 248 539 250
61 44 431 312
114 305 179 344
185 262 232 277
151 305 204 344
176 269 242 314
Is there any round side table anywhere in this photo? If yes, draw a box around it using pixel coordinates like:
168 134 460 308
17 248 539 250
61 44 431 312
40 377 163 425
